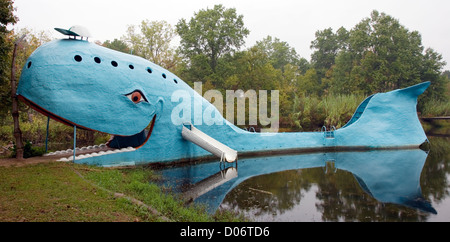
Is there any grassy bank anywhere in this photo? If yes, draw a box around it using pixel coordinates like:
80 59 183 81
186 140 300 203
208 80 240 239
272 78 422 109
0 161 244 222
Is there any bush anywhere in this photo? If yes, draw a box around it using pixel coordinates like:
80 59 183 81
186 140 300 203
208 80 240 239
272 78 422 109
11 141 46 158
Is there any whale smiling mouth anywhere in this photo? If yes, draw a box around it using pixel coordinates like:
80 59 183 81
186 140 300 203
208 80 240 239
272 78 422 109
106 114 156 149
18 95 156 161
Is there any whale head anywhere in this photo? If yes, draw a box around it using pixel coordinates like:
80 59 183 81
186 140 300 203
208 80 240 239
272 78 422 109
17 38 176 149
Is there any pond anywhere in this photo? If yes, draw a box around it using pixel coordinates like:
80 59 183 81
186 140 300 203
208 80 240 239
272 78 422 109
157 136 450 222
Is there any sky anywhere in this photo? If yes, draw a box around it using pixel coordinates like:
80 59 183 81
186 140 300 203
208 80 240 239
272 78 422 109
11 0 450 70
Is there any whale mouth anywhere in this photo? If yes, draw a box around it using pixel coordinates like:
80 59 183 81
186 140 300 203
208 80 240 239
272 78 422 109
18 95 156 161
106 115 156 149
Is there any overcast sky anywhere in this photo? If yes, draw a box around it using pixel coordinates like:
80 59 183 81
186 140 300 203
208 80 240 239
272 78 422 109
11 0 450 70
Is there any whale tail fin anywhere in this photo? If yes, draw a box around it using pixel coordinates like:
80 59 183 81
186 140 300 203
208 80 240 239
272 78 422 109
338 82 431 148
343 82 430 129
397 81 431 97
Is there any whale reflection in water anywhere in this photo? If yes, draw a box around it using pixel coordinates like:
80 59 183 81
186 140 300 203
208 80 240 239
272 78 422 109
159 149 436 215
182 166 238 203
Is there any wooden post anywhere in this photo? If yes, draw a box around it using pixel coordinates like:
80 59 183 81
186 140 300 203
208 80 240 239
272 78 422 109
10 35 26 160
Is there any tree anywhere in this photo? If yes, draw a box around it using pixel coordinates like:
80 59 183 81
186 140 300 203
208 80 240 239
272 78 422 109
323 10 447 99
176 4 249 85
255 35 302 70
10 33 24 159
0 0 17 61
102 38 129 54
418 48 448 108
0 28 52 124
310 27 348 75
0 0 17 120
297 69 321 96
123 20 179 71
224 46 281 91
348 10 424 93
1 0 18 157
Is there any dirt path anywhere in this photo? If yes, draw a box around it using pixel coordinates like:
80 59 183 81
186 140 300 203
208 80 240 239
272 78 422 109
0 156 59 167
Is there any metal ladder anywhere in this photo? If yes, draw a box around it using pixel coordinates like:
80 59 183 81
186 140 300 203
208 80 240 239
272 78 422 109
322 126 336 147
322 126 336 139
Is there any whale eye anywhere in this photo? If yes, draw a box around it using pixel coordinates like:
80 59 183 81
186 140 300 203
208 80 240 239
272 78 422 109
126 90 147 104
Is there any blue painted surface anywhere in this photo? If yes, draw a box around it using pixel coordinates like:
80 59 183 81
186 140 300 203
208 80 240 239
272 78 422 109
17 38 430 166
160 149 434 214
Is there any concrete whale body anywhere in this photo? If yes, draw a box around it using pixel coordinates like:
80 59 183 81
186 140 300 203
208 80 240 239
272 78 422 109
17 38 430 167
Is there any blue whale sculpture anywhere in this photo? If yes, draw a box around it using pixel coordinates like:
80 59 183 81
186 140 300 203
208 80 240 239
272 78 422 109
17 37 430 167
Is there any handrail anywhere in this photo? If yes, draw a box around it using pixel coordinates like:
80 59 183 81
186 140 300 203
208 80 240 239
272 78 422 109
322 125 335 139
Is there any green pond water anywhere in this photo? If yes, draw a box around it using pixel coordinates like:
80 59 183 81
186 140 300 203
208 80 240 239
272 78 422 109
159 135 450 222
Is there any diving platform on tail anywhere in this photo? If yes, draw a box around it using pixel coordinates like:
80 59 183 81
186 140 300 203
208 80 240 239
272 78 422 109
421 116 450 122
182 123 238 163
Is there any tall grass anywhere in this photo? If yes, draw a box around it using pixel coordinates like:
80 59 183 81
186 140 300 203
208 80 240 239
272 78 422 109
290 93 450 131
421 98 450 117
322 94 366 128
290 93 365 131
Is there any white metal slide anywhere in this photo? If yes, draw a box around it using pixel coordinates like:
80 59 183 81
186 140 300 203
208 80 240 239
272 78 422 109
182 123 238 163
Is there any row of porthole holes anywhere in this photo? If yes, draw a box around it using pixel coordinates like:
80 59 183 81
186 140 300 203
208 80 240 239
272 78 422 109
74 55 178 84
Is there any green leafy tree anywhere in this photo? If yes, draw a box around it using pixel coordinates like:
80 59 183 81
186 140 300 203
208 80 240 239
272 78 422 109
347 10 424 93
310 27 348 75
0 0 17 123
123 20 179 72
0 28 52 126
102 38 130 54
255 35 302 70
176 4 249 86
323 10 447 101
223 36 310 127
296 10 449 127
0 0 17 62
224 46 281 91
418 48 449 108
297 68 321 96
